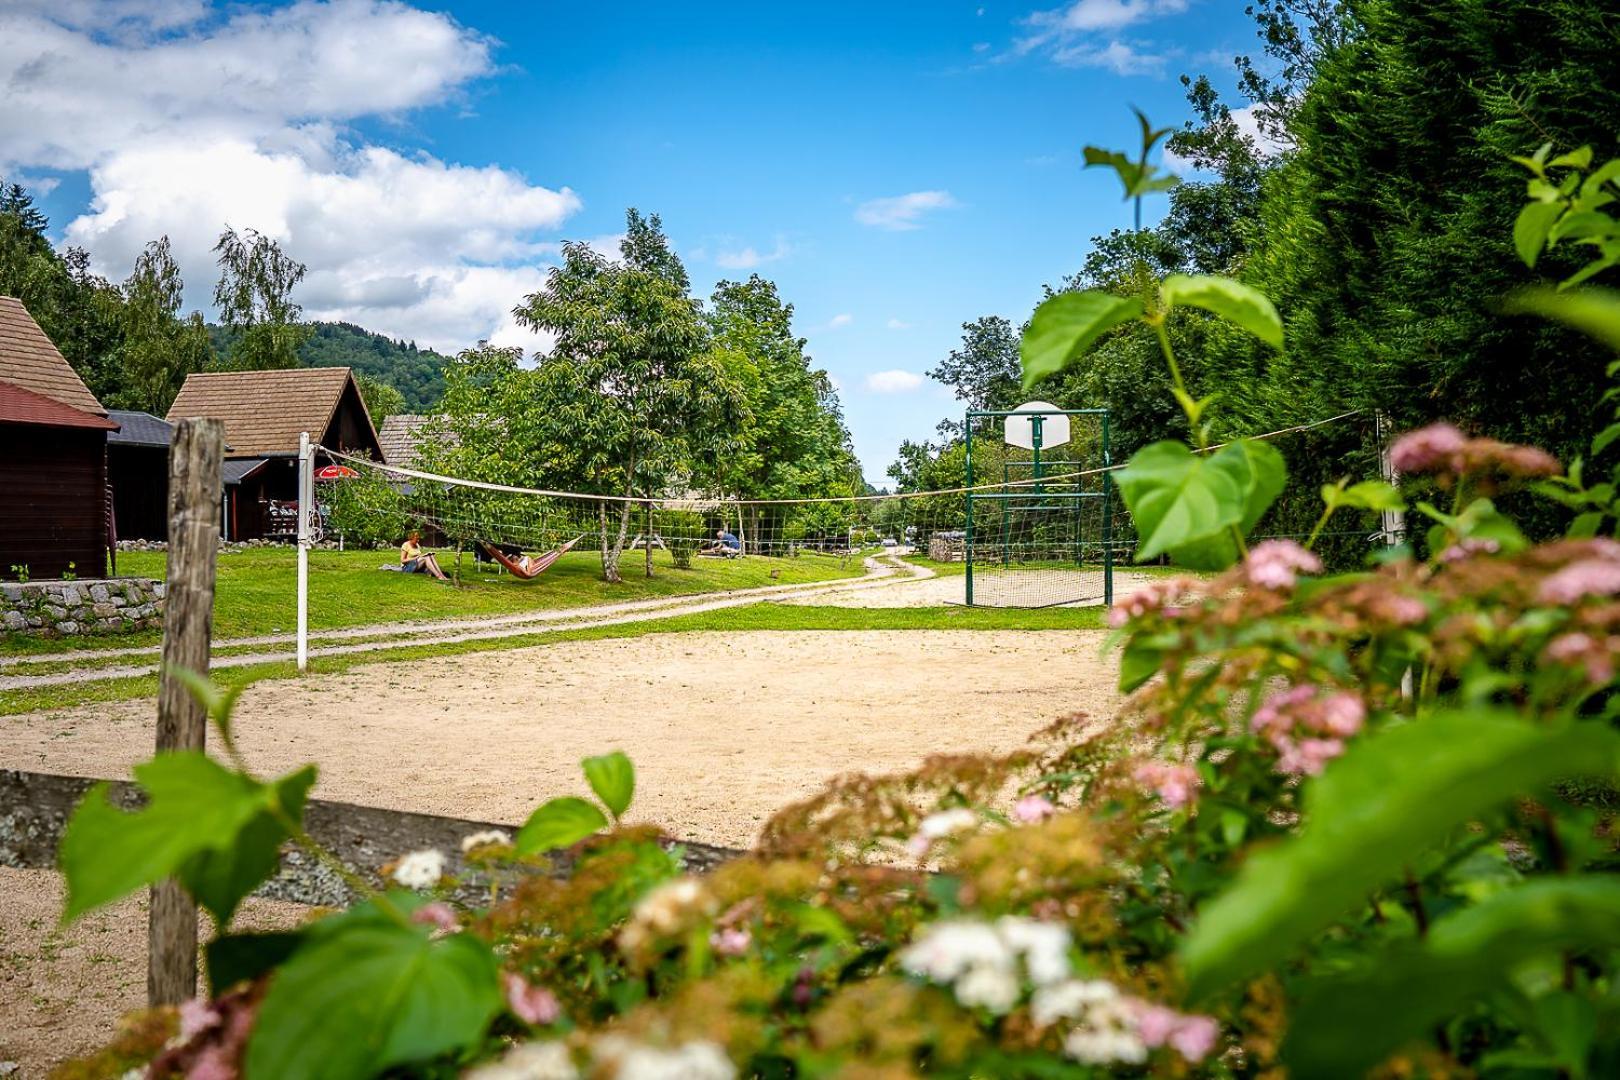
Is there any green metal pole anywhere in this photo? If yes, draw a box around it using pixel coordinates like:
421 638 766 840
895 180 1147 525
964 411 975 606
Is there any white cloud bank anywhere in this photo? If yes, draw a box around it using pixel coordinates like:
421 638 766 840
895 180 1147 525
854 190 959 231
714 237 792 270
0 0 582 354
865 369 925 393
1013 0 1188 75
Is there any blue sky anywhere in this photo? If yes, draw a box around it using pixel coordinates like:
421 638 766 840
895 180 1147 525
2 0 1263 484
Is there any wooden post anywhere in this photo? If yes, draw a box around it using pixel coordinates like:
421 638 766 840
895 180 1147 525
149 418 224 1007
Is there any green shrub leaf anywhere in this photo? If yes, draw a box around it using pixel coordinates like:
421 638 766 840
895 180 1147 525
1514 201 1564 267
1505 286 1620 351
1116 439 1283 566
1181 712 1620 1000
246 900 501 1080
515 796 609 855
206 931 305 995
1020 291 1143 387
582 751 635 818
1282 877 1620 1077
180 765 317 926
1161 274 1284 349
59 753 284 922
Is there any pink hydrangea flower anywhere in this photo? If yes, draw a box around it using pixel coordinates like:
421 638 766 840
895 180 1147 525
1314 692 1366 738
504 973 562 1026
1539 560 1620 605
1543 632 1617 685
1251 684 1317 735
1012 794 1056 823
1390 423 1467 474
1440 537 1501 563
411 902 457 933
1133 762 1200 809
1134 1003 1180 1046
1244 540 1323 590
1276 736 1345 776
178 996 222 1040
187 1046 236 1080
1168 1013 1220 1062
711 927 752 956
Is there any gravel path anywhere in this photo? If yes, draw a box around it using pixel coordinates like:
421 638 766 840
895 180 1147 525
0 557 930 690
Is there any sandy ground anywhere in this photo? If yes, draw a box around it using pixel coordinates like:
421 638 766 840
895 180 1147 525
0 627 1121 1075
3 630 1119 848
0 868 303 1074
789 567 1158 608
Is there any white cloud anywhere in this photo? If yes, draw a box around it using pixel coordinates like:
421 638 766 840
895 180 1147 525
826 313 854 330
865 369 925 393
1162 102 1288 175
854 190 959 231
1051 40 1163 75
886 318 911 330
714 237 791 270
1014 0 1185 72
0 1 587 354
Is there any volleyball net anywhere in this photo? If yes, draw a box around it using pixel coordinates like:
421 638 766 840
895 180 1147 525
307 407 1379 611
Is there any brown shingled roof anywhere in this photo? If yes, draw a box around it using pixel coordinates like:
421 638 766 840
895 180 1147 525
0 295 106 415
167 367 360 458
0 380 119 430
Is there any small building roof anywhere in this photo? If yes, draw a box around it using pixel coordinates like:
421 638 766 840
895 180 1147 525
222 458 269 486
106 409 174 447
0 295 106 415
377 413 457 470
0 379 119 430
167 367 374 458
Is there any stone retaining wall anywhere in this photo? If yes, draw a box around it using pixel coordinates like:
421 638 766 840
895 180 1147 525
0 578 165 636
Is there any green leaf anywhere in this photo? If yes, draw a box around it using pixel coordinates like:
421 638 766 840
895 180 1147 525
1282 878 1620 1077
1504 286 1620 352
180 765 316 926
1160 274 1284 349
1181 713 1620 1000
515 796 609 855
1549 146 1595 170
246 900 502 1080
582 751 635 818
1324 479 1405 513
1592 422 1620 457
1020 291 1143 387
1114 441 1243 562
1119 636 1167 694
167 666 247 750
59 753 277 922
207 931 305 995
1515 201 1565 267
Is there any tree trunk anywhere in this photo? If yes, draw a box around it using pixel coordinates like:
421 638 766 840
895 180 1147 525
599 503 618 583
644 501 654 578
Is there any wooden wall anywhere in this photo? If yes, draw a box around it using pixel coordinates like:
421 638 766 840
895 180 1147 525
0 423 108 579
108 444 168 541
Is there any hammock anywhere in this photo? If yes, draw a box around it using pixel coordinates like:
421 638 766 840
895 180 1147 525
478 535 585 581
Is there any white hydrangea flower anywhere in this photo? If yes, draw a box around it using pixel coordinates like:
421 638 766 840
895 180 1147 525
461 829 512 853
917 807 980 839
1064 1027 1148 1065
898 920 1015 984
995 916 1072 986
619 877 715 952
392 848 445 889
1030 979 1120 1027
598 1037 735 1080
466 1040 579 1080
953 964 1022 1014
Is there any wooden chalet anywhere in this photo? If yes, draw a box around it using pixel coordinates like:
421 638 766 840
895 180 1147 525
166 368 385 540
0 296 119 579
106 410 175 542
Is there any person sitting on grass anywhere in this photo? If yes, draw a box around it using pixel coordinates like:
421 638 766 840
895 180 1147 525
399 531 448 580
699 529 743 557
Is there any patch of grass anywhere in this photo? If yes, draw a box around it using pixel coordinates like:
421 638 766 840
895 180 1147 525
0 546 864 657
3 600 1105 715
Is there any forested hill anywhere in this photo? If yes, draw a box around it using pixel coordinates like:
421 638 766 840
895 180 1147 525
208 321 449 411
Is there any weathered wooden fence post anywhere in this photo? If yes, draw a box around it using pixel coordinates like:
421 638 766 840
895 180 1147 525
149 417 224 1007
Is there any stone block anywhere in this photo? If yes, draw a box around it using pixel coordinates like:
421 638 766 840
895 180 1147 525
89 583 110 603
43 604 66 620
2 611 23 631
57 621 79 635
92 602 118 619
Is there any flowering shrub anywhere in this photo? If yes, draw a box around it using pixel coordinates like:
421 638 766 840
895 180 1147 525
56 135 1620 1079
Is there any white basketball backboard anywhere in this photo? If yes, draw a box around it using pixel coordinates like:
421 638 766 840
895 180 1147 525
1003 401 1071 450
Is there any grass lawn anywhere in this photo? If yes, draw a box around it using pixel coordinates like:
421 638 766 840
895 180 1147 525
0 545 865 657
0 600 1108 716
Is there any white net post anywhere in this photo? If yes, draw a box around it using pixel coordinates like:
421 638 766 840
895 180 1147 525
296 431 312 672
